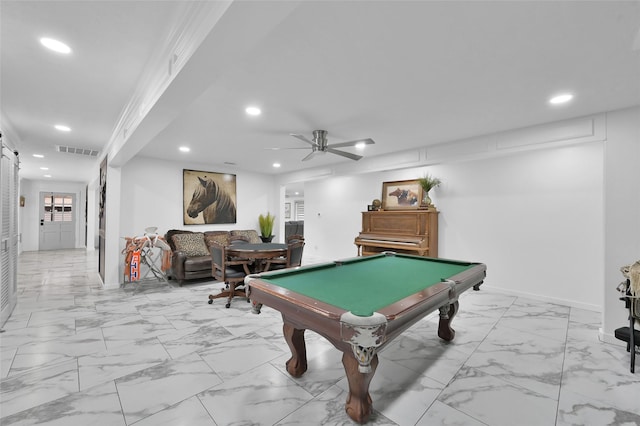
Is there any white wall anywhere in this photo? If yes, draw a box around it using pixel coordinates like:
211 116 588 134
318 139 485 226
602 106 640 341
303 142 603 310
19 179 87 252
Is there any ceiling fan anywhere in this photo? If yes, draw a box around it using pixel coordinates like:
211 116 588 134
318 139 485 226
271 130 375 161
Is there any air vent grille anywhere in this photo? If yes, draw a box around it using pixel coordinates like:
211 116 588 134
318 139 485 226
56 146 100 157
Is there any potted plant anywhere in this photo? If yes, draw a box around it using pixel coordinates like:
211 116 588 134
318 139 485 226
418 174 442 208
258 212 275 243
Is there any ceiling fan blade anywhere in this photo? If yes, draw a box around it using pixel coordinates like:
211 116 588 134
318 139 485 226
264 147 310 150
326 147 363 161
290 133 317 146
302 151 324 162
327 138 375 149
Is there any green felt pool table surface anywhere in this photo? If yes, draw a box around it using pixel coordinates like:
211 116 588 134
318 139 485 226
259 253 479 316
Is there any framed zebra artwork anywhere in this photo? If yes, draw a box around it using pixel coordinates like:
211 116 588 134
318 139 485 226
183 169 237 225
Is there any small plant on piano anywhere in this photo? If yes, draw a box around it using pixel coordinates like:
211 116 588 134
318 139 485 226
418 174 442 208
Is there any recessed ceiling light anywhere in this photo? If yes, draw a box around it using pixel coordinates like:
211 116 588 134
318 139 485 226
245 106 261 116
273 163 281 168
33 154 44 158
54 124 71 132
40 37 71 54
179 146 190 153
43 174 52 178
40 167 49 170
549 93 573 105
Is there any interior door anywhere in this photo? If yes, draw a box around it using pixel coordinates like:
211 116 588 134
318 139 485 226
39 193 76 250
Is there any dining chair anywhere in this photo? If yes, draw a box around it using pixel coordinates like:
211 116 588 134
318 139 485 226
269 240 305 271
229 235 250 245
208 242 251 308
286 234 305 244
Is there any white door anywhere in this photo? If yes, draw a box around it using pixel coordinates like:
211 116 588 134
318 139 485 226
39 193 76 250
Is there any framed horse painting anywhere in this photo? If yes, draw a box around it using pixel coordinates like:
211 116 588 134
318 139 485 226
381 179 423 210
183 169 237 225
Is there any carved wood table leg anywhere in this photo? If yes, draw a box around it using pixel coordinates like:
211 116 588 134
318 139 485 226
283 323 307 377
342 351 379 424
438 300 459 341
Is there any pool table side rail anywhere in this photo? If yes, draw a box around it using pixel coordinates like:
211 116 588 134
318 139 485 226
245 277 350 320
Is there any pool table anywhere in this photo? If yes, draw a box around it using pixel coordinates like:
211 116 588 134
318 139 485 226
245 252 486 424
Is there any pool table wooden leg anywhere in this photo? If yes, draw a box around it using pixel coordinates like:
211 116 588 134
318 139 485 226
342 351 378 424
283 323 307 377
438 301 459 341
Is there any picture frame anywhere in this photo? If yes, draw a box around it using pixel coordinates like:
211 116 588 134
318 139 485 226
284 202 291 219
381 179 423 210
183 169 237 225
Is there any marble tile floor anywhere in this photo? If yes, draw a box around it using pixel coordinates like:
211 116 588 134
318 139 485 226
1 249 639 425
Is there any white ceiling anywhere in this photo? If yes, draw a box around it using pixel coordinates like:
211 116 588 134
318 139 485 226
2 1 639 184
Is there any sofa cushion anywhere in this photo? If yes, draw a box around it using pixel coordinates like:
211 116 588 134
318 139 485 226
230 229 261 243
184 256 212 272
172 233 209 257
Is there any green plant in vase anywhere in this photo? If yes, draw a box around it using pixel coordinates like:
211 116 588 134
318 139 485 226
418 174 442 208
258 212 275 242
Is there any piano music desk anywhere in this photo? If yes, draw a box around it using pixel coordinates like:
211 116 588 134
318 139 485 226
246 252 486 423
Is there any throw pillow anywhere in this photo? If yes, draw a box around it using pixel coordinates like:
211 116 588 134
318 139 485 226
205 232 230 247
231 229 261 243
172 233 209 257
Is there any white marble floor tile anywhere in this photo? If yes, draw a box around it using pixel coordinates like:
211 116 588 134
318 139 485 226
1 347 17 378
0 311 30 331
215 306 285 337
562 338 640 416
132 395 216 426
197 363 314 425
0 359 79 418
438 367 558 426
498 305 569 343
361 357 447 426
10 328 106 376
566 319 602 343
569 307 601 325
270 343 344 397
0 381 125 426
463 322 565 398
156 323 237 359
100 314 176 349
115 352 222 424
199 332 286 380
0 321 76 350
276 385 397 425
78 336 170 390
162 304 230 329
416 400 487 426
379 331 471 386
26 305 96 327
557 387 640 426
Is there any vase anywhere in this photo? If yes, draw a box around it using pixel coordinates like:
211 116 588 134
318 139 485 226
260 235 274 243
420 191 432 208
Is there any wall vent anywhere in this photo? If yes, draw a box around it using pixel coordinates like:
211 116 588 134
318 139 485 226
56 146 100 157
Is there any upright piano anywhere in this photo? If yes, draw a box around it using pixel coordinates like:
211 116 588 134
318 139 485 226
354 210 438 257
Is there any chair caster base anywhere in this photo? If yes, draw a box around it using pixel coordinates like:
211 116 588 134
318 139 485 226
208 299 213 304
225 303 231 308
